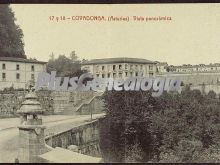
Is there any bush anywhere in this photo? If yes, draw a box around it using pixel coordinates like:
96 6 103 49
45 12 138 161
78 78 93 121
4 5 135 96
100 87 220 163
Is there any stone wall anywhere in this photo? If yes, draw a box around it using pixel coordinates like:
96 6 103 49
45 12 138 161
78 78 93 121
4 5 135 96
0 91 25 117
45 118 102 157
52 91 99 115
0 90 54 117
69 91 94 106
158 72 220 86
190 84 220 95
93 96 105 113
36 90 54 115
0 90 104 117
52 91 70 114
76 96 105 115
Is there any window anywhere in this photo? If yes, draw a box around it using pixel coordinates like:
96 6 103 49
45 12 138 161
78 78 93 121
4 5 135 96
102 66 105 70
119 73 122 78
125 72 128 77
125 64 128 69
2 64 6 70
16 64 20 70
149 72 154 77
149 65 153 70
2 73 6 80
16 73 20 80
96 65 99 71
96 74 99 78
31 74 35 80
113 73 116 78
31 65 35 71
113 65 116 71
130 65 133 69
135 72 138 76
119 65 122 70
140 71 144 76
102 74 105 78
107 73 111 78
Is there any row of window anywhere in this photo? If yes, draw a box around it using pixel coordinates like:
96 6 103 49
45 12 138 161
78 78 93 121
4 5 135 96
96 71 154 78
96 64 154 71
1 64 35 71
176 67 220 72
1 73 35 81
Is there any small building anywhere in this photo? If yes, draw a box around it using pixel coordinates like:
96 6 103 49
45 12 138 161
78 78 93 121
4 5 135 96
81 57 157 79
0 57 47 90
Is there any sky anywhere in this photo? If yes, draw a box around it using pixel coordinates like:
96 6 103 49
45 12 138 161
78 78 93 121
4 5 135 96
10 4 220 65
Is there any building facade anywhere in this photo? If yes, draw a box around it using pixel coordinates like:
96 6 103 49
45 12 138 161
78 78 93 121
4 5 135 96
172 63 220 73
0 57 47 90
155 61 168 74
81 57 157 79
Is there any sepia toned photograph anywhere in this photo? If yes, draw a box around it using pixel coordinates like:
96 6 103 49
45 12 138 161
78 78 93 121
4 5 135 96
0 3 220 163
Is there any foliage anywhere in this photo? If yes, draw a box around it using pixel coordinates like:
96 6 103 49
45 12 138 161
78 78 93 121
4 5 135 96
0 5 26 58
151 88 220 162
46 51 84 77
100 90 158 162
100 86 220 163
207 90 216 99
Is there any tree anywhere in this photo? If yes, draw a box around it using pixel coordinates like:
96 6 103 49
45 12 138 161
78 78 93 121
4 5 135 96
0 5 26 58
150 87 220 162
100 85 220 163
100 90 158 162
207 90 216 99
46 52 89 79
69 51 80 63
49 52 55 61
46 53 81 77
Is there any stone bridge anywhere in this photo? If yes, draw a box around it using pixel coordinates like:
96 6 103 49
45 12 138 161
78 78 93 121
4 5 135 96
15 89 106 163
45 115 105 157
43 91 106 159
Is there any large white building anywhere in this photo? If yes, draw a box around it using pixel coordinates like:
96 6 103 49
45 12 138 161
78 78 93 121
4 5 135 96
81 57 157 79
0 57 47 90
172 63 220 73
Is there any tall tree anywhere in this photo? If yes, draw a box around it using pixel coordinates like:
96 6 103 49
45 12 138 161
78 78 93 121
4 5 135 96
69 51 79 62
49 52 55 61
46 53 82 77
0 5 26 58
100 90 157 162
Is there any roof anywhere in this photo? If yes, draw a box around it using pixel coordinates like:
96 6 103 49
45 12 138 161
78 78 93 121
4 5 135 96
156 62 168 65
0 57 47 64
39 147 103 163
174 63 220 68
82 57 156 65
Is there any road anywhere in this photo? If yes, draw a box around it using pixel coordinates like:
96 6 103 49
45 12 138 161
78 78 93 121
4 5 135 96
0 114 104 163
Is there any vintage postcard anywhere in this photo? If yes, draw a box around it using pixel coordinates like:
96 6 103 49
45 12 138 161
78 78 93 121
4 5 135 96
0 3 220 163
